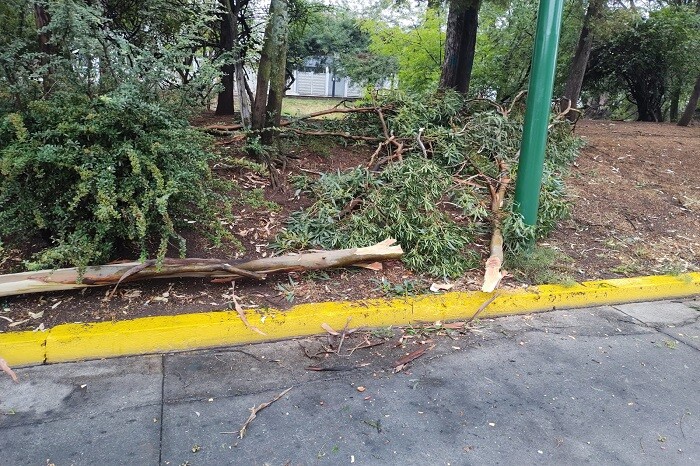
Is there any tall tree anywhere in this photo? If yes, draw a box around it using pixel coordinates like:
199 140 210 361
560 0 605 119
677 73 700 126
216 0 237 115
439 0 481 94
215 0 252 119
251 0 290 147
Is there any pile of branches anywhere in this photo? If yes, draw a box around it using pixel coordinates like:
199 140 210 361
268 90 583 279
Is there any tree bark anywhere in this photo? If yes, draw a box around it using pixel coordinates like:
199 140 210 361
216 0 237 115
251 0 289 146
560 0 605 120
0 239 403 298
261 0 289 145
678 73 700 126
669 84 681 122
439 0 481 95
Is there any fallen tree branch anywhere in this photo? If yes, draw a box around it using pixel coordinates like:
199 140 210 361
0 239 404 298
482 160 510 293
283 128 384 142
201 107 384 132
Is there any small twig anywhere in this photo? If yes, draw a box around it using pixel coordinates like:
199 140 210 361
299 167 325 176
466 293 499 324
348 339 385 356
230 282 266 336
237 387 293 438
336 317 352 355
416 127 428 157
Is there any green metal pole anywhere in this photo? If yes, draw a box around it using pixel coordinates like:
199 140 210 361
514 0 565 226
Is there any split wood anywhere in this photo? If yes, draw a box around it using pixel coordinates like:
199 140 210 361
482 159 510 293
0 239 403 298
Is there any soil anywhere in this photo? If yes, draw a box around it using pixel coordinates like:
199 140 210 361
1 116 699 334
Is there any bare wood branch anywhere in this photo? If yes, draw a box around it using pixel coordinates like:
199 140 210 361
0 239 404 298
284 128 384 142
201 107 384 132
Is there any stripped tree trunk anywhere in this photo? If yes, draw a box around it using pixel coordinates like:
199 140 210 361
0 240 403 298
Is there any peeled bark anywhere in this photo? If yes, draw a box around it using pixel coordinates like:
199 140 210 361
678 73 700 127
0 239 403 298
439 0 481 95
560 0 605 120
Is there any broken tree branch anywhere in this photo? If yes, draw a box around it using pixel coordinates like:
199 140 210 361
0 239 404 298
482 160 510 293
201 107 384 133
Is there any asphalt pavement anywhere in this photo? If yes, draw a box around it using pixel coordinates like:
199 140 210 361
1 298 699 465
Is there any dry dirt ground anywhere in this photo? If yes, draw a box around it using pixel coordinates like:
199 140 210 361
1 118 698 333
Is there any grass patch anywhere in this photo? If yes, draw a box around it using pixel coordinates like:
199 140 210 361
505 246 576 285
282 97 352 118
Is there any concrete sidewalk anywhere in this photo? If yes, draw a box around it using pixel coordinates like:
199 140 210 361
1 299 699 465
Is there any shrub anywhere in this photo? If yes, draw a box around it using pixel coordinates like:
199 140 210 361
0 89 219 269
275 90 583 276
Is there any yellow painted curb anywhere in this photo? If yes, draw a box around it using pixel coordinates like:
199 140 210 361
0 331 46 366
1 272 699 366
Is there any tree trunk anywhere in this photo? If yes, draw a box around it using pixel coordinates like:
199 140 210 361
251 0 289 146
33 2 54 95
216 0 236 115
261 0 289 145
439 0 481 95
669 84 681 122
0 239 403 298
560 0 605 120
678 73 700 126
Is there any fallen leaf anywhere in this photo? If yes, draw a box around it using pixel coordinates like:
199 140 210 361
321 323 339 336
0 357 18 382
29 311 44 319
354 261 383 271
429 283 454 292
8 319 30 327
442 321 466 329
393 344 435 372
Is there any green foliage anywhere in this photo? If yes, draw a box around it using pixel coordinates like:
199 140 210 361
0 90 222 269
587 5 700 121
286 5 396 87
276 157 480 277
364 9 445 93
276 91 583 276
0 0 223 112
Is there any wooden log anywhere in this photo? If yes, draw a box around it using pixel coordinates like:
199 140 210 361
0 239 403 298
